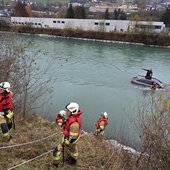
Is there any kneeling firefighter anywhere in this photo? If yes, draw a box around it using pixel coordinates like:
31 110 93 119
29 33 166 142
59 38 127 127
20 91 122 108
53 102 83 167
95 112 108 136
0 82 14 143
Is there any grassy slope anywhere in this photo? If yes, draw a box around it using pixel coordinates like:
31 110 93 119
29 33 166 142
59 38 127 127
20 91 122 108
0 114 138 170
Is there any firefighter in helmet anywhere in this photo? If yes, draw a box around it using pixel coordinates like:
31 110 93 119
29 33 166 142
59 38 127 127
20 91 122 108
0 82 14 143
53 102 83 167
55 110 67 128
94 112 108 136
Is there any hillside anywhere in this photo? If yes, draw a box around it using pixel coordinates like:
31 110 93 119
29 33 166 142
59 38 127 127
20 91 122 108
0 114 140 170
4 0 69 4
31 0 69 4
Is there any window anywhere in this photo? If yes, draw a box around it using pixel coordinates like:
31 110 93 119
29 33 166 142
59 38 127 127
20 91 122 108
155 25 161 29
57 21 60 23
53 21 56 23
95 22 98 25
105 23 110 26
61 21 65 24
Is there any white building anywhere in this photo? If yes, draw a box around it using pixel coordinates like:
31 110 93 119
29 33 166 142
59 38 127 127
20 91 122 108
10 17 166 33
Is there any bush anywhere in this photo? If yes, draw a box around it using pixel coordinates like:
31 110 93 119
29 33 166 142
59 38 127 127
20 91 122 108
136 94 170 170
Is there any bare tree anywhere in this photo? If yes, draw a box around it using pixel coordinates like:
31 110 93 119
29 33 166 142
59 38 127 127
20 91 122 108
136 93 170 170
0 33 55 116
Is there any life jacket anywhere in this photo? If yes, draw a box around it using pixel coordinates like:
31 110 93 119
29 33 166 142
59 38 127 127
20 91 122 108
55 114 65 126
95 117 108 129
0 92 13 112
63 109 83 138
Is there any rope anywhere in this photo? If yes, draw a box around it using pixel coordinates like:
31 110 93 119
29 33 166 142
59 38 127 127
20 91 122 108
101 151 115 169
6 131 88 169
0 132 58 149
7 149 53 170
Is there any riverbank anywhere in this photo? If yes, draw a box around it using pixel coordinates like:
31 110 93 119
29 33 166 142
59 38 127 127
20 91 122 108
0 25 170 48
0 114 142 170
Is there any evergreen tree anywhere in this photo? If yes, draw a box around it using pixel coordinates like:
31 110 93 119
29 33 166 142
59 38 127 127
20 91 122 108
74 6 86 19
81 5 86 19
119 11 127 20
161 8 170 28
104 8 110 19
66 4 74 18
114 9 120 20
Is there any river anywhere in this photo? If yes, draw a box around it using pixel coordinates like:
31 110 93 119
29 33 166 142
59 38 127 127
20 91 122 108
1 32 170 148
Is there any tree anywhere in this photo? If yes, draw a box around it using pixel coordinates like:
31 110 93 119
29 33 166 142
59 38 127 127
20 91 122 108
14 1 29 17
136 94 170 170
104 8 110 19
0 34 54 116
114 9 120 20
66 4 74 18
161 8 170 28
81 5 86 19
74 6 86 19
119 11 127 20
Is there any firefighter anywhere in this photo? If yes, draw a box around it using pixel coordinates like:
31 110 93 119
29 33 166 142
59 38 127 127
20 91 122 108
94 112 108 136
0 82 14 143
55 110 67 128
53 102 83 167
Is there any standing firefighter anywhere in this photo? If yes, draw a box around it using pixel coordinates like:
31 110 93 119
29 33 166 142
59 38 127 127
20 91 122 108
53 102 83 167
95 112 108 136
0 82 14 143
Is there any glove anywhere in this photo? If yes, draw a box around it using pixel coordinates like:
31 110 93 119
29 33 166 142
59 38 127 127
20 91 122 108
97 129 101 132
5 110 13 119
63 138 70 146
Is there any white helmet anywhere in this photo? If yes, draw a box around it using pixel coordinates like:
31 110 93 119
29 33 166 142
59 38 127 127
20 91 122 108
0 82 11 92
59 110 66 117
66 102 79 115
102 112 108 118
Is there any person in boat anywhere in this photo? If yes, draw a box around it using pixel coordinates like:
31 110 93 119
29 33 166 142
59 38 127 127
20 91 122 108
142 68 153 80
151 81 157 90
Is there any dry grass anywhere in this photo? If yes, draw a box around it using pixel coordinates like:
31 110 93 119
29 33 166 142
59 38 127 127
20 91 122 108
0 114 141 170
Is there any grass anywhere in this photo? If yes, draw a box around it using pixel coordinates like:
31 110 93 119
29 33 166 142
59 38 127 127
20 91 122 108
0 113 142 170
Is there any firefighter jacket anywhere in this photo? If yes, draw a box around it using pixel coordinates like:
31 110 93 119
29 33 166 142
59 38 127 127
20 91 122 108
63 109 83 144
95 117 108 130
0 92 13 113
55 114 65 127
